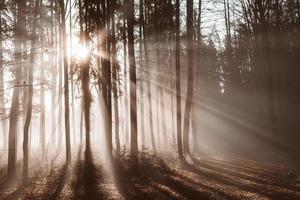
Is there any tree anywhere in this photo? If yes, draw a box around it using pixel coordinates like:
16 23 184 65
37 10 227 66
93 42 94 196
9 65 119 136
40 2 46 160
192 0 202 154
139 0 145 147
182 0 194 155
175 0 183 161
126 0 138 154
59 0 71 165
7 0 26 180
23 0 39 184
79 0 92 158
111 0 120 156
0 5 7 150
50 0 57 147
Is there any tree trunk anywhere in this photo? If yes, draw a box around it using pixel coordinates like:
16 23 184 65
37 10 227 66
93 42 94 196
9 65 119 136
175 0 184 161
7 0 26 180
103 0 113 159
159 87 167 145
191 107 199 153
191 0 202 155
57 14 63 153
111 0 120 156
23 0 39 183
183 0 194 155
50 1 57 147
156 88 160 148
78 0 91 159
139 0 145 147
126 0 138 154
0 9 7 150
40 29 46 160
60 0 71 165
70 0 76 148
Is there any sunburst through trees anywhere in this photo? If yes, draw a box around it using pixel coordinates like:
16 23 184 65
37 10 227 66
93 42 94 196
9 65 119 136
0 0 299 199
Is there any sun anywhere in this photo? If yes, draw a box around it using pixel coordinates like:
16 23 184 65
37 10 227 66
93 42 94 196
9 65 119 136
73 44 89 61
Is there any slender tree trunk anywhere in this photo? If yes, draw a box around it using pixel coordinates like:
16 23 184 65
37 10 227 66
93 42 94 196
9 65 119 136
60 0 71 165
81 0 92 158
82 44 91 159
126 0 138 154
191 0 202 155
40 50 45 159
156 88 160 148
191 108 199 153
51 1 57 147
23 0 39 184
80 100 84 144
7 0 26 180
40 17 46 159
111 0 120 156
183 0 194 155
159 87 167 145
103 0 113 159
0 9 7 150
57 14 63 153
175 0 184 161
70 0 76 148
139 0 145 147
169 36 176 146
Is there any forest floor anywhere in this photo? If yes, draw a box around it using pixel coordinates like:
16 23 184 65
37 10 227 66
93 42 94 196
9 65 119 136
0 149 299 200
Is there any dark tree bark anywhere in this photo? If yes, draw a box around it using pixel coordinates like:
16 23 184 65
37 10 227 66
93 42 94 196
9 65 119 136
7 0 26 180
111 0 120 156
50 0 57 147
183 0 194 155
139 0 145 147
175 0 184 161
126 0 138 154
191 0 202 154
103 0 113 159
70 0 76 148
23 0 39 183
60 0 71 165
78 0 90 155
0 8 7 150
57 12 63 153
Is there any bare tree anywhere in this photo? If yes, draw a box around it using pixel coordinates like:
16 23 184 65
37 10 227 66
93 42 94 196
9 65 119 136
126 0 138 154
7 0 26 180
0 6 7 150
183 0 194 155
59 0 71 165
175 0 183 161
23 0 39 184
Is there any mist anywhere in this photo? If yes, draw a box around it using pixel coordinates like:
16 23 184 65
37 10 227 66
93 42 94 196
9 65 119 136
0 0 299 199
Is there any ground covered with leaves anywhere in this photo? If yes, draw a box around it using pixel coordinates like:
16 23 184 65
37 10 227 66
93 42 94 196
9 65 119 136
0 150 299 200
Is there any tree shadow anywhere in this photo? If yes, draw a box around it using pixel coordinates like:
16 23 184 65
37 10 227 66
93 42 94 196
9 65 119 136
49 164 69 200
205 157 299 189
113 153 230 200
71 145 106 200
187 157 300 200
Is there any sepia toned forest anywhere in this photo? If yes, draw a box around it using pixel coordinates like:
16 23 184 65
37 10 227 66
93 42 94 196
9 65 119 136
0 0 300 199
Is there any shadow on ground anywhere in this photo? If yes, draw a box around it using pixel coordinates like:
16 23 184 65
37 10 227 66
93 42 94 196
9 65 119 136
71 146 107 200
113 153 300 200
